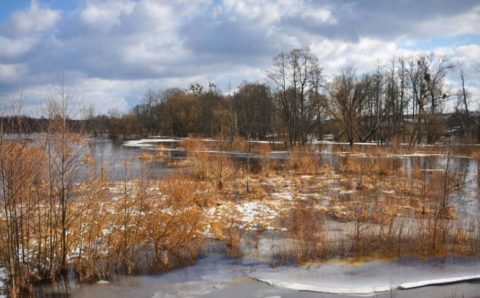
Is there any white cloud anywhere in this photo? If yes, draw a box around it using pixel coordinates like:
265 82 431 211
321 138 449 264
300 9 336 25
6 0 61 37
455 45 480 67
0 36 36 60
416 6 480 38
0 63 28 83
309 37 415 76
219 0 335 27
80 0 134 31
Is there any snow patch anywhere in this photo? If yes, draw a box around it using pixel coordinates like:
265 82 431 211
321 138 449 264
399 275 480 289
249 259 480 295
256 278 391 295
123 138 177 147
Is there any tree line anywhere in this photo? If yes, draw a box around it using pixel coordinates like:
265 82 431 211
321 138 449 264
4 48 476 146
94 48 479 146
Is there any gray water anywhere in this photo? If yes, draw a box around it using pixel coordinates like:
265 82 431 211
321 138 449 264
86 138 181 179
71 255 480 298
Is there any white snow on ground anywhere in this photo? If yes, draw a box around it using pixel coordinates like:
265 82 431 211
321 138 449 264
123 137 221 148
0 267 6 298
271 191 293 201
207 199 286 231
236 201 275 223
249 259 480 295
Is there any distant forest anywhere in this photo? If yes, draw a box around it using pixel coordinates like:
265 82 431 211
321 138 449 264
3 48 479 146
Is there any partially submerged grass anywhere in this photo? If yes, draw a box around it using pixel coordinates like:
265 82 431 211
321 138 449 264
2 137 478 296
288 147 320 175
138 151 154 162
178 140 478 265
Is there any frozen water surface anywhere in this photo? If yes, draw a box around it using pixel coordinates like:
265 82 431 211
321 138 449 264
71 255 480 298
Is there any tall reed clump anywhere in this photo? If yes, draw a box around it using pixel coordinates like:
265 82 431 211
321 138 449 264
257 143 279 177
259 151 273 177
413 166 458 257
69 173 206 278
147 175 206 270
0 139 45 296
279 199 327 264
225 206 244 258
0 125 90 296
288 146 320 175
472 148 480 160
184 138 237 190
184 138 209 179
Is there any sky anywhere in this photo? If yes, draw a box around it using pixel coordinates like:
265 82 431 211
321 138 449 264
0 0 479 116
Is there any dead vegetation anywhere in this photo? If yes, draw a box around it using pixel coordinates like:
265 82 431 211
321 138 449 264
1 135 479 296
176 139 479 266
0 136 206 296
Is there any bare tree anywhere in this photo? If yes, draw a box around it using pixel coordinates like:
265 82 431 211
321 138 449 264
455 62 477 141
195 83 228 137
160 88 198 137
232 83 272 140
0 101 40 297
328 68 371 147
45 80 87 276
268 48 324 146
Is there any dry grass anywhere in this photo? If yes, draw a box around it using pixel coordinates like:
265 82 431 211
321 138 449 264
472 149 480 160
2 136 478 295
283 200 326 263
184 142 475 265
156 144 168 160
70 175 206 277
138 151 154 162
288 147 320 175
0 142 207 296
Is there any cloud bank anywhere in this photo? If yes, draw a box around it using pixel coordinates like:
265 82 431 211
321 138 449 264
0 0 479 115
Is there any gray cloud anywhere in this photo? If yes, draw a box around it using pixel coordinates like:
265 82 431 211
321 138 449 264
281 0 480 41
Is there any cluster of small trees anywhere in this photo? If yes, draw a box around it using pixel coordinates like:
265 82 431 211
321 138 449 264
97 48 479 146
0 93 204 296
0 96 87 296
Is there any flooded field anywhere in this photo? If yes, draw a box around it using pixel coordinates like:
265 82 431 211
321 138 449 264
53 137 480 298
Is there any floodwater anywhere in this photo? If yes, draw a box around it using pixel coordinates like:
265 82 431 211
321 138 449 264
96 138 480 219
71 254 480 298
86 138 181 179
54 138 480 297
